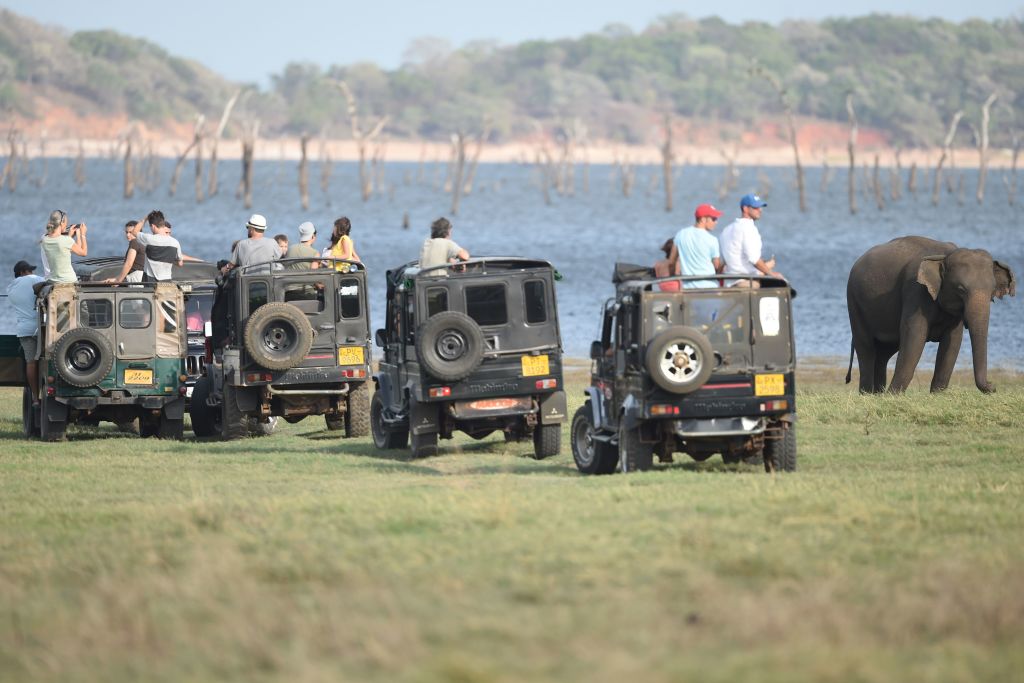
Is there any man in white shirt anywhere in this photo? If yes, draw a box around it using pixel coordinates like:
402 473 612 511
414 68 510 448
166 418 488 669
6 260 45 405
719 193 783 282
419 217 469 272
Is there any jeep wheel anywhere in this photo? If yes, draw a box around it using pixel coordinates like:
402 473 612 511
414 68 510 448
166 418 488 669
764 422 797 473
22 388 39 438
52 327 115 388
410 430 438 458
371 392 408 449
532 423 560 460
189 376 220 437
325 414 344 431
619 425 654 473
39 396 66 442
248 416 278 437
243 302 314 371
571 404 616 475
345 382 370 438
221 383 249 440
645 326 714 394
416 311 485 382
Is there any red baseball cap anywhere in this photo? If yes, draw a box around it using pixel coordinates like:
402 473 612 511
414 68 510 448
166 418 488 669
694 203 723 219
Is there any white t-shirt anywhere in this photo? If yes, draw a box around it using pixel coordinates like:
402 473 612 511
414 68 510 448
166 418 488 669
419 237 462 271
719 217 763 276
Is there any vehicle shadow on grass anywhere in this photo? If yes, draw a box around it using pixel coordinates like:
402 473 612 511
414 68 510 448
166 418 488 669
332 438 573 477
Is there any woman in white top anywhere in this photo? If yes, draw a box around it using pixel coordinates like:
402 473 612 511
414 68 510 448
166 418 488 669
39 209 88 283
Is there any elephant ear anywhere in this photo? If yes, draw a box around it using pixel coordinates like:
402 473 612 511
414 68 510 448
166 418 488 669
993 260 1016 299
916 256 945 300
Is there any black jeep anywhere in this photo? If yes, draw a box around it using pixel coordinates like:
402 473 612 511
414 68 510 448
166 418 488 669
371 257 566 459
571 263 797 474
0 281 188 441
189 258 372 439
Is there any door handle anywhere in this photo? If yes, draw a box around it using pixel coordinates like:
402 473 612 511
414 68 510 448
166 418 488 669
118 342 125 354
318 324 334 331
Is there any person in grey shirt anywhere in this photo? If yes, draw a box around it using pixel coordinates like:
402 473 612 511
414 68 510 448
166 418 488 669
419 217 469 272
222 214 281 275
6 260 45 405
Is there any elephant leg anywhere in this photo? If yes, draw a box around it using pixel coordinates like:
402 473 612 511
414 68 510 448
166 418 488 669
930 323 964 392
873 343 898 392
853 338 877 393
888 316 929 393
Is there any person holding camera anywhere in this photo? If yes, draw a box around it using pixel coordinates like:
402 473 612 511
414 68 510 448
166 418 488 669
39 209 88 283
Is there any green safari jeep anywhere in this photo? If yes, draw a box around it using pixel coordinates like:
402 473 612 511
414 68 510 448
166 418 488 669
1 281 188 441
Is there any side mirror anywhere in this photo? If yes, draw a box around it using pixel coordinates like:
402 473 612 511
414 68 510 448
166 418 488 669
590 341 604 360
375 328 387 348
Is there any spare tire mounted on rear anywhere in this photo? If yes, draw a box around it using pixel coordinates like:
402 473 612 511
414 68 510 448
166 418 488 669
243 302 314 371
416 311 485 381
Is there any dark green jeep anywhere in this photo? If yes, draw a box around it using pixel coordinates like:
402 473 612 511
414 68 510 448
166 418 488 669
1 281 188 441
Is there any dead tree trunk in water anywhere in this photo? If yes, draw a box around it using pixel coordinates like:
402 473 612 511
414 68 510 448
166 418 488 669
462 119 491 196
661 113 674 212
1 129 19 192
336 80 388 201
74 139 86 187
298 134 310 209
123 135 135 199
170 115 205 197
1001 132 1020 206
908 162 918 197
975 93 998 204
208 91 240 198
319 134 333 202
753 61 805 212
846 94 858 214
237 120 259 210
872 154 884 210
449 132 467 215
932 110 963 206
889 149 902 201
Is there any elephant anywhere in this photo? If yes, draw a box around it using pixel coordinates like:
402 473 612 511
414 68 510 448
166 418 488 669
846 236 1015 394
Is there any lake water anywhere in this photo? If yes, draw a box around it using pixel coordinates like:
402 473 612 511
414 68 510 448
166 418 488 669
1 157 1021 371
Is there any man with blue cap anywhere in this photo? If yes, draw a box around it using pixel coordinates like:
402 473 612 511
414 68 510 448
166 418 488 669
719 193 783 282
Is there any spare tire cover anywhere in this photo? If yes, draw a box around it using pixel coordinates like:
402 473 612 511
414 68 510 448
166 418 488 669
415 311 485 382
243 302 314 371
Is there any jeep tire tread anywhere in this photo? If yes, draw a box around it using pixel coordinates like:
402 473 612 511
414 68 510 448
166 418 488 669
221 383 249 440
571 404 617 475
345 382 370 438
22 387 38 438
189 376 220 437
645 326 714 395
415 311 485 382
243 302 314 371
52 327 115 388
764 422 797 473
532 423 560 459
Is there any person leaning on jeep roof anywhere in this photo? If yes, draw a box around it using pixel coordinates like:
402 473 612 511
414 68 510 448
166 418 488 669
284 221 320 270
222 214 280 275
123 210 184 282
419 217 469 271
6 260 45 406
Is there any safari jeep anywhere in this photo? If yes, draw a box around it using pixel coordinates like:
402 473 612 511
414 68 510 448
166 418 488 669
571 263 797 474
190 258 372 440
1 281 188 441
371 257 566 459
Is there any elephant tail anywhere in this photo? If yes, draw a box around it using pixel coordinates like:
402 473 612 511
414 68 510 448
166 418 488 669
845 342 854 384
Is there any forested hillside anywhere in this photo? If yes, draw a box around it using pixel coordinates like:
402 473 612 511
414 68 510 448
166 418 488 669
1 9 1021 146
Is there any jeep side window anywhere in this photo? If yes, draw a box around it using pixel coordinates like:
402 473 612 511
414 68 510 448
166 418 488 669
404 296 416 344
600 307 613 349
465 284 507 326
55 301 71 333
338 278 360 319
426 287 448 318
80 298 113 328
119 299 152 329
248 282 268 314
523 280 546 324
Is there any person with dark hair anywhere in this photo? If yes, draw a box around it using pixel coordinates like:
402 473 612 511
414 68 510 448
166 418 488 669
419 217 468 270
39 209 88 283
323 216 360 272
274 234 289 256
126 210 183 281
105 220 147 284
653 238 681 292
667 203 725 288
7 260 45 406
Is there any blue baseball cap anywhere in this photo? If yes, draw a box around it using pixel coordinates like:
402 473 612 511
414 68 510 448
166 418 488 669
740 193 768 209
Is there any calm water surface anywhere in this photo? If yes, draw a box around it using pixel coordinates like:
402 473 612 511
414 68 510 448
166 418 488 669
1 158 1021 370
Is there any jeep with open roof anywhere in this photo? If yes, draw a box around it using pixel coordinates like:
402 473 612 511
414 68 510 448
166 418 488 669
1 280 188 441
571 263 797 474
371 257 566 459
189 257 371 439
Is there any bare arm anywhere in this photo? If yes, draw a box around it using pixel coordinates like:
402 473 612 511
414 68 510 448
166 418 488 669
713 256 724 273
667 244 680 275
105 249 138 284
454 248 470 262
70 224 88 257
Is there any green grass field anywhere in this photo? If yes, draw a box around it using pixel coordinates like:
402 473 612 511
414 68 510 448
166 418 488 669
2 365 1023 683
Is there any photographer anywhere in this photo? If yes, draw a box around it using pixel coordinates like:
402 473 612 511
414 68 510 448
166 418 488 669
39 209 88 283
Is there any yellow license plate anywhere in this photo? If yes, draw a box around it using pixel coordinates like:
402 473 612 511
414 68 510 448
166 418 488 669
338 346 365 366
124 369 153 385
521 354 550 377
755 373 785 396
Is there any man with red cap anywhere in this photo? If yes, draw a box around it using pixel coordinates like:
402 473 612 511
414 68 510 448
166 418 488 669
665 203 725 288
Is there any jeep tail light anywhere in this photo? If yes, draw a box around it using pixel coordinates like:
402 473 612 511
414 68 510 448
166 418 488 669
649 404 680 416
204 337 213 365
46 386 56 397
342 369 367 379
535 378 558 390
761 400 788 412
245 372 274 383
429 386 451 398
179 386 188 396
469 398 520 410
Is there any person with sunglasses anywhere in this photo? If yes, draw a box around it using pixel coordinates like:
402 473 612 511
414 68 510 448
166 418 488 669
664 203 725 289
39 209 88 283
719 193 782 284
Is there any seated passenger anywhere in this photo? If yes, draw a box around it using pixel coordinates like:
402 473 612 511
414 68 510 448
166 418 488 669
668 203 725 288
419 217 469 273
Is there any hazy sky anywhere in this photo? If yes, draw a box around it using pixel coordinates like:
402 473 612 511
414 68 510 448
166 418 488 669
3 0 1020 84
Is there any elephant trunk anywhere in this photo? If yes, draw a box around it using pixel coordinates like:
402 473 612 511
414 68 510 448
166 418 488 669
964 294 994 393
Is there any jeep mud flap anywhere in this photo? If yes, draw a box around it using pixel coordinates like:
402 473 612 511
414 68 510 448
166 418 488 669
409 398 439 435
538 390 566 424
